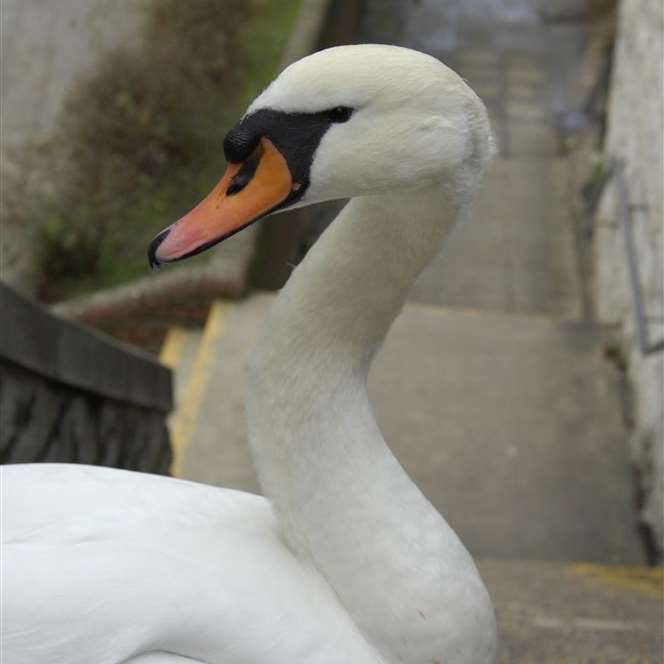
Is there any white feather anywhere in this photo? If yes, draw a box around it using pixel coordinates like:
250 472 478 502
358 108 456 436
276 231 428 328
2 464 381 664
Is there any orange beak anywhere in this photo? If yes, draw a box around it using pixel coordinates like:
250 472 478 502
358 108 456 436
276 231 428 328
149 137 293 265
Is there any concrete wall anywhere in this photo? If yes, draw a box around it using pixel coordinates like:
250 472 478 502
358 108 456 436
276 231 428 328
1 0 144 156
594 0 663 554
1 0 144 292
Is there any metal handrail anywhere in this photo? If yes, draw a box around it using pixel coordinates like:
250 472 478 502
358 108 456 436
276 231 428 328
594 160 664 356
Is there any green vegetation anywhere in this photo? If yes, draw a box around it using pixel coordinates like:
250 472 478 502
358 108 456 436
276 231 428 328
14 0 301 301
238 0 303 109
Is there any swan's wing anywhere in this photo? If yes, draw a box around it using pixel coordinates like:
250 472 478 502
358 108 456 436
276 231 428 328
2 464 381 664
122 653 205 663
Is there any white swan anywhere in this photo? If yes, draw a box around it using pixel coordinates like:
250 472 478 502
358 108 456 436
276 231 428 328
2 44 497 664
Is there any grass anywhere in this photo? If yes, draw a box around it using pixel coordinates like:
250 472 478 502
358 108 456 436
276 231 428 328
8 0 302 302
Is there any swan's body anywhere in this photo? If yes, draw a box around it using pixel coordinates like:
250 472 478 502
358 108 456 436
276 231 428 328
3 464 380 663
2 45 497 663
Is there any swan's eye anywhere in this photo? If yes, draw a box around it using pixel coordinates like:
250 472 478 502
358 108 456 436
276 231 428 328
327 106 353 123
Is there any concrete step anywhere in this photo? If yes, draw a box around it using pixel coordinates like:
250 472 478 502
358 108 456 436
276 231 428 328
371 303 642 564
170 295 644 565
161 296 661 658
163 296 663 655
410 158 582 318
478 558 663 662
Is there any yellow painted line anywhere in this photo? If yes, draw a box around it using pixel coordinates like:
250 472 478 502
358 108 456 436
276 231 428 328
159 326 187 369
568 563 664 599
169 302 230 477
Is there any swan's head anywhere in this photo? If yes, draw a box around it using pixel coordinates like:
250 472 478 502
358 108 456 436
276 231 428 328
149 44 493 265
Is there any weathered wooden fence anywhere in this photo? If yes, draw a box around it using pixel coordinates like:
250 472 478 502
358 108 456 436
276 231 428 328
0 284 172 472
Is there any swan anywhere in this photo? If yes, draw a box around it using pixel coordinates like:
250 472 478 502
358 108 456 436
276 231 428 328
2 44 497 663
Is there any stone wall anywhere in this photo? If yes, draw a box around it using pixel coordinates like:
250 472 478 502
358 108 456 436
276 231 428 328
0 284 172 473
594 0 663 555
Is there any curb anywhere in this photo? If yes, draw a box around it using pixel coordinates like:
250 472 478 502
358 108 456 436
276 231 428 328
168 301 231 476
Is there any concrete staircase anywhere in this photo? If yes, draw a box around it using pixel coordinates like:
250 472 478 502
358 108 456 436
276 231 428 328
161 296 662 660
158 4 663 660
164 296 644 560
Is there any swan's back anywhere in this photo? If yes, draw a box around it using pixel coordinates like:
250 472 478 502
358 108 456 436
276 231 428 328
2 464 381 664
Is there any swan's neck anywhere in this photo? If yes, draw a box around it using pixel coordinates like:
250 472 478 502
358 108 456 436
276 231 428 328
247 183 494 660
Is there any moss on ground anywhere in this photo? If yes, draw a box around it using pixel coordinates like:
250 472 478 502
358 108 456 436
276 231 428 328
12 0 301 301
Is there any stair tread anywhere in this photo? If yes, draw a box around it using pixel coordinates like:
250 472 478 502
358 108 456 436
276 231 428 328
478 557 663 661
170 296 658 655
174 296 642 564
410 158 583 319
372 303 642 564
